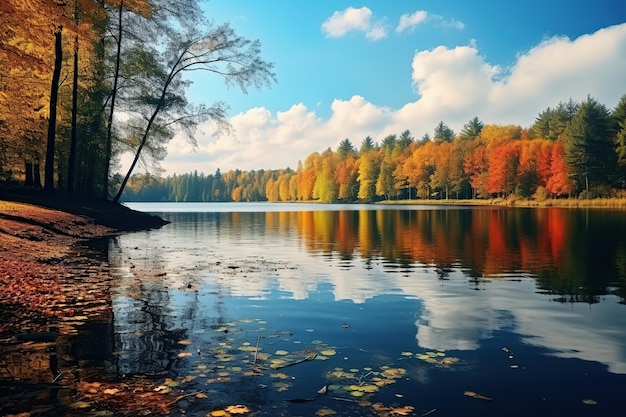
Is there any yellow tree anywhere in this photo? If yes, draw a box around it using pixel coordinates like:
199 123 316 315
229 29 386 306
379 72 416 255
0 0 66 183
313 148 338 202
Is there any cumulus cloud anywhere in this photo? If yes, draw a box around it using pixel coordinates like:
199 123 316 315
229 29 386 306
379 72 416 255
321 6 388 40
156 22 626 176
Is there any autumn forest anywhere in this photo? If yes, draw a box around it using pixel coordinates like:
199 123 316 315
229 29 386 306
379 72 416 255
123 96 626 203
2 2 626 204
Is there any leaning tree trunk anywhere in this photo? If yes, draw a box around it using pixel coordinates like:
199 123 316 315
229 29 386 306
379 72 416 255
103 0 124 200
44 27 63 191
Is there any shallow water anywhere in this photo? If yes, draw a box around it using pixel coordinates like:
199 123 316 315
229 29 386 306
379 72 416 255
2 203 626 416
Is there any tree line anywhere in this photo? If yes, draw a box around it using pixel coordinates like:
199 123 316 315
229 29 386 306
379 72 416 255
121 95 626 203
0 0 274 201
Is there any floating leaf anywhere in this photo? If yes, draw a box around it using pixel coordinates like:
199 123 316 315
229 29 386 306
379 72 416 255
209 410 229 417
196 392 208 399
103 388 119 395
225 404 250 414
401 351 413 356
381 367 406 379
275 350 289 356
464 391 492 401
389 406 414 416
316 408 337 416
239 345 257 352
178 352 192 358
178 339 192 345
582 399 597 405
320 349 336 356
349 390 365 397
440 357 460 366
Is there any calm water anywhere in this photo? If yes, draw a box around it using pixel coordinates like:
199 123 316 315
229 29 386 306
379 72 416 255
2 202 626 416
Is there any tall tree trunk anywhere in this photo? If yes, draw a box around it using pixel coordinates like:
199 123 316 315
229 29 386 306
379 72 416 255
34 162 42 188
44 28 63 191
103 0 124 200
68 33 79 195
25 161 33 186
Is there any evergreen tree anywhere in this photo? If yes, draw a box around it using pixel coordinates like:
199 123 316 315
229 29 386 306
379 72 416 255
433 121 455 143
613 95 626 177
459 117 484 140
336 138 356 160
359 136 375 154
397 130 414 150
564 96 616 193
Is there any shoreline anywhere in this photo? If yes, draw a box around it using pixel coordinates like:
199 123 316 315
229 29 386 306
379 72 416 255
0 188 168 336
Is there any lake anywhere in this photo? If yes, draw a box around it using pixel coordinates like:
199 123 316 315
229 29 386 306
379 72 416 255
2 202 626 416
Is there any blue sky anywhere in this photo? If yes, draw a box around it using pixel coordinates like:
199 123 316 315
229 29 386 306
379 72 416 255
157 0 626 175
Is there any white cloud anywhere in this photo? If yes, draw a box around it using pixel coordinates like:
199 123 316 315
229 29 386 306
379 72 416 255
396 10 428 33
321 6 388 41
431 15 465 30
396 11 464 34
153 22 626 176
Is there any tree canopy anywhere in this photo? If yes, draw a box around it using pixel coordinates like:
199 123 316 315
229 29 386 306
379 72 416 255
0 0 275 199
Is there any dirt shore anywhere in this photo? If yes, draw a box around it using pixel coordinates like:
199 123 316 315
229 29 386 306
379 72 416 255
0 187 168 335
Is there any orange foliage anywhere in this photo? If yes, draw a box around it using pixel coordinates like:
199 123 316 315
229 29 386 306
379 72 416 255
545 141 576 196
486 141 519 196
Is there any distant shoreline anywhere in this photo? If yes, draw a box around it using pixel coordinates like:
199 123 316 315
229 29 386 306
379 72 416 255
378 197 626 209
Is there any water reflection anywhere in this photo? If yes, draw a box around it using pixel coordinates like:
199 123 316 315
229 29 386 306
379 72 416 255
113 204 626 377
151 207 626 301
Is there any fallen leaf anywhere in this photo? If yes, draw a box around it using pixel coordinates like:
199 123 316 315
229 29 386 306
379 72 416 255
464 391 492 401
226 404 250 414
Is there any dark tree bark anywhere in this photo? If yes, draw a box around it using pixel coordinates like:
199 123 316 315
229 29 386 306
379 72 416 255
44 28 63 191
25 161 33 186
68 33 79 195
